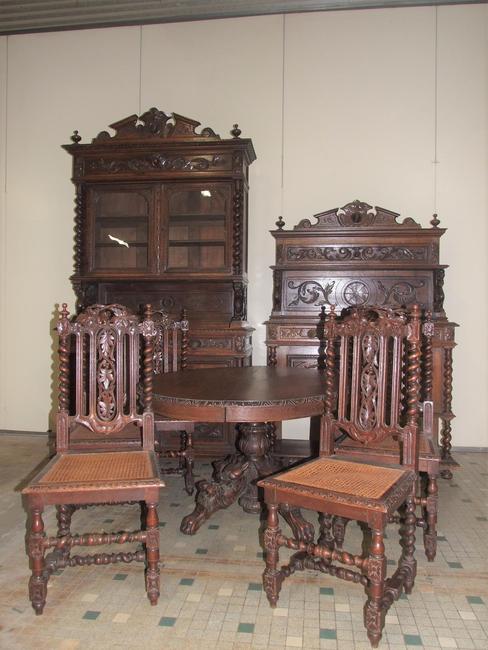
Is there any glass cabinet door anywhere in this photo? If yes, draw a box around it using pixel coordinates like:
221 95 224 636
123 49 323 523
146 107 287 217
165 184 231 272
89 187 152 271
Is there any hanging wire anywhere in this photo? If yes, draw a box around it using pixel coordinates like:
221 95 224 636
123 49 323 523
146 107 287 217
280 14 286 222
433 6 439 215
138 25 143 115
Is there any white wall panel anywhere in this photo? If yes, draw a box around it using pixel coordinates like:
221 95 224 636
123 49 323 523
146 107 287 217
141 16 284 366
436 4 488 447
283 7 436 223
2 27 140 430
0 6 486 450
0 36 7 426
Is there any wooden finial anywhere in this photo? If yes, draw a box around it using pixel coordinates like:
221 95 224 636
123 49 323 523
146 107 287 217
71 130 81 143
231 124 241 138
275 215 285 230
430 213 440 228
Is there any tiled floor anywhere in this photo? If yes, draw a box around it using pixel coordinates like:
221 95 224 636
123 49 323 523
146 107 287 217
1 434 487 650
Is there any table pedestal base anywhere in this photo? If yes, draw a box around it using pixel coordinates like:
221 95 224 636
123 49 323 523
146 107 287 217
180 422 314 540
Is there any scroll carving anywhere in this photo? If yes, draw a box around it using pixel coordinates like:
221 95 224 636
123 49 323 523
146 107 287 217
86 154 227 174
287 245 428 262
377 280 425 306
287 280 335 307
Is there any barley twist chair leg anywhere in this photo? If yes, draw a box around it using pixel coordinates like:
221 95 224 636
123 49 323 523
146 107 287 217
56 504 75 537
402 497 417 594
263 503 282 608
144 503 160 606
364 528 387 648
423 476 438 562
27 506 48 615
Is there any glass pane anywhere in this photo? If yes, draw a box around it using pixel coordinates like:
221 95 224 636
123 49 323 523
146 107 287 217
93 190 149 270
167 187 227 271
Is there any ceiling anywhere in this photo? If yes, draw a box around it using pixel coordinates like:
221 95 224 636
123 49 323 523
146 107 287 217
0 0 482 36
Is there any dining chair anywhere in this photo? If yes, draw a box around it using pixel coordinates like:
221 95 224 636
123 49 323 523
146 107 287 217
258 304 426 648
152 308 195 495
331 307 440 562
22 303 163 615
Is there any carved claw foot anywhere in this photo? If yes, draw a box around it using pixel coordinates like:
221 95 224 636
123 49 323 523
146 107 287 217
440 468 453 480
180 461 250 534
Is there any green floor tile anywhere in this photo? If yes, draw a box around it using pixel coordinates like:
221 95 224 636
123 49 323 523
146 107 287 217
248 582 262 591
103 519 114 523
476 516 487 521
320 587 334 595
195 548 208 554
159 617 176 627
320 629 337 639
208 524 219 530
467 596 484 604
180 578 194 586
447 561 463 569
113 573 128 581
404 634 422 646
170 503 181 507
237 623 255 633
83 611 100 620
158 522 166 527
400 593 408 600
437 535 447 541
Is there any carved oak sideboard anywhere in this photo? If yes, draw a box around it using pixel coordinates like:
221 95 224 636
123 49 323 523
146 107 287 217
64 108 256 455
265 200 457 477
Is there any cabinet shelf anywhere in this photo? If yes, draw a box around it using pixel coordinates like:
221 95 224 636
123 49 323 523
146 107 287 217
169 240 225 247
97 215 148 222
95 242 148 248
169 213 225 222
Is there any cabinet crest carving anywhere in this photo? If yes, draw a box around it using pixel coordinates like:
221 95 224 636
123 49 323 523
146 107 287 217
294 200 421 231
92 108 220 143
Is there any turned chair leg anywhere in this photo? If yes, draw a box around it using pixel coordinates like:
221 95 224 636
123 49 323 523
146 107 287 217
183 431 195 496
318 512 335 551
144 503 160 606
402 497 417 594
27 506 48 615
423 476 438 562
332 515 349 548
263 503 283 608
364 528 387 648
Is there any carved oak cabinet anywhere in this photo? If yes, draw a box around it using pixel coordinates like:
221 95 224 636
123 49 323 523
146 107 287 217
64 108 256 455
265 200 457 475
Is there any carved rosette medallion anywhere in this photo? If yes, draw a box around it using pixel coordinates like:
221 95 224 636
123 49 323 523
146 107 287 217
343 281 370 306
